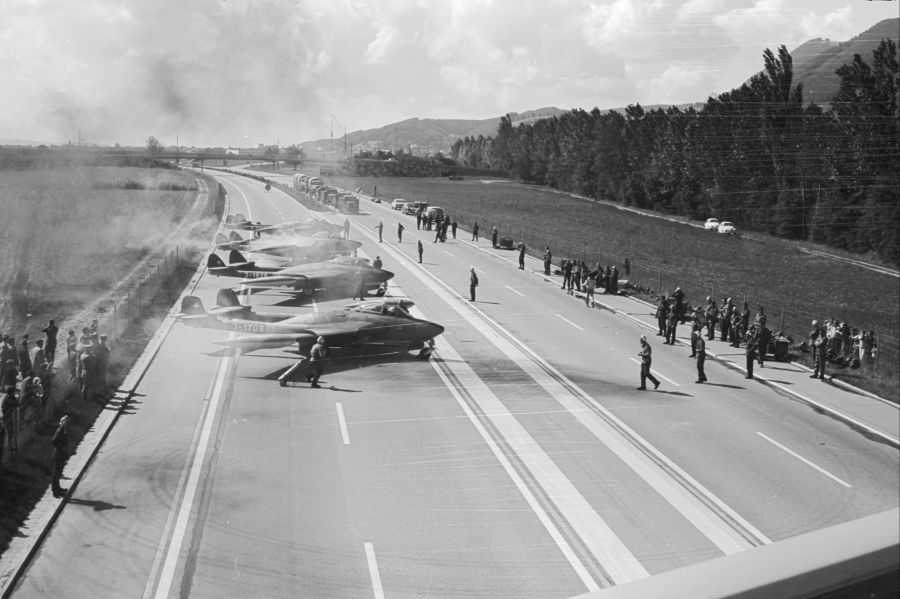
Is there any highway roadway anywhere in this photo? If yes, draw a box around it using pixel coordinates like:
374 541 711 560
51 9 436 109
10 171 899 598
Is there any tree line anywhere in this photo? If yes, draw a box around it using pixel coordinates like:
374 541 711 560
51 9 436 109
450 40 899 265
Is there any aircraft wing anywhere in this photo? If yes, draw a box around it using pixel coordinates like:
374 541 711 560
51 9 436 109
238 275 313 289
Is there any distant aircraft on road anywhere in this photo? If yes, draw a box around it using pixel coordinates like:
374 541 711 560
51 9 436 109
207 251 391 298
177 289 444 364
224 215 343 237
215 230 361 263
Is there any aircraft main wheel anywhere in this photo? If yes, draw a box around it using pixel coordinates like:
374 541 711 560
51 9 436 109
279 379 287 387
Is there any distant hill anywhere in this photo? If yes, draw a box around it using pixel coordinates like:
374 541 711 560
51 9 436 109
304 18 898 155
756 18 899 106
300 107 566 157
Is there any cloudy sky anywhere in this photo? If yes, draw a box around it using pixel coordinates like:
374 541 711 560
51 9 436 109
1 0 896 147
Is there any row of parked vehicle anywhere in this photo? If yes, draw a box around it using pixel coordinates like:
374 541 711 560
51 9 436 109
390 199 444 221
704 218 736 235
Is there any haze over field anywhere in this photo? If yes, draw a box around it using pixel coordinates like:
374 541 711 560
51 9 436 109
1 0 897 148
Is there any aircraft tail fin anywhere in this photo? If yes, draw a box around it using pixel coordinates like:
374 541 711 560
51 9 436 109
228 250 255 268
178 295 207 316
216 288 242 308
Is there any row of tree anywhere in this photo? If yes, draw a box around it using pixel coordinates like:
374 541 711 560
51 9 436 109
450 40 899 264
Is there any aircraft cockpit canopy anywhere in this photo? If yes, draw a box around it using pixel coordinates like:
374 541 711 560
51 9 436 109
353 302 412 319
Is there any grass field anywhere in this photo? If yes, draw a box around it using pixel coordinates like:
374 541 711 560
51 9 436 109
0 166 206 336
332 175 899 370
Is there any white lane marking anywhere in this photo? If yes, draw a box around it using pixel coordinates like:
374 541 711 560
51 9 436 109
756 432 852 488
355 209 768 559
336 402 350 445
505 285 525 297
153 351 233 599
555 314 585 331
222 178 253 220
629 358 681 387
364 542 386 599
429 341 606 590
443 250 455 257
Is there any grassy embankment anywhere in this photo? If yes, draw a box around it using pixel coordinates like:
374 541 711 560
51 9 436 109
0 166 217 555
331 175 899 398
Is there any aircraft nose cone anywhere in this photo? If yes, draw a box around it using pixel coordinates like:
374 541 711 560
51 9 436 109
429 322 445 337
380 269 395 281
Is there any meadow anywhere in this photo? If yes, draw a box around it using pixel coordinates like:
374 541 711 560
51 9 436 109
0 166 205 337
332 175 899 370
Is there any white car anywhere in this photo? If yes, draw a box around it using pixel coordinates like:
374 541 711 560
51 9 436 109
717 221 736 235
704 218 720 230
391 199 407 210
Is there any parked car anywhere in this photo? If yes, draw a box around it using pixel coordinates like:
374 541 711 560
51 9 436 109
425 206 444 221
391 199 407 210
704 218 720 231
717 221 736 235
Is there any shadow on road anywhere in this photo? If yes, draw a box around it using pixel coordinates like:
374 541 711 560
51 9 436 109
68 497 127 512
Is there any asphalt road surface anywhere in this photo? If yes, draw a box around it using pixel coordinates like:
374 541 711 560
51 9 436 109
11 171 899 598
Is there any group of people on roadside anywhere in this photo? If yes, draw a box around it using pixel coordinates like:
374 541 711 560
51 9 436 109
1 320 60 465
65 319 112 404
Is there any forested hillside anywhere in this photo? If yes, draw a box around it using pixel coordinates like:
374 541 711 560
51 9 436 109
451 39 899 265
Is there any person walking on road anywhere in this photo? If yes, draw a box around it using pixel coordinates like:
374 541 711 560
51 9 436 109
584 272 596 307
375 220 384 243
51 415 70 497
655 296 670 336
308 336 327 388
451 219 458 239
518 243 526 269
397 222 404 243
693 331 707 383
417 240 424 263
471 222 479 241
543 247 552 275
469 267 479 302
637 336 660 390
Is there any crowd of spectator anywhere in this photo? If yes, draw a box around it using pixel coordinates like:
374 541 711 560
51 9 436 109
1 317 112 467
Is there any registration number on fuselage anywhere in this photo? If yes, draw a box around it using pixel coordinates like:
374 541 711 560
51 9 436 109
233 322 268 333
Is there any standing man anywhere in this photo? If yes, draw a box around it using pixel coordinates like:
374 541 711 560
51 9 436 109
584 272 596 307
397 222 404 243
745 325 758 379
51 415 70 497
810 320 827 380
343 218 350 239
610 265 619 295
417 240 424 263
308 336 327 389
373 255 383 270
518 243 526 269
42 319 59 362
469 267 479 302
451 219 458 239
472 222 479 241
18 338 32 379
375 220 384 243
694 331 707 383
665 307 678 345
1 387 18 464
689 308 703 357
637 336 661 390
491 226 498 248
705 299 718 341
543 247 552 275
655 296 670 336
561 259 571 290
721 298 734 342
66 330 78 380
352 269 366 301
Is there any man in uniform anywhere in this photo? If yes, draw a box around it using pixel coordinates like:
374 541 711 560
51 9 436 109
518 243 526 269
745 325 758 379
694 331 707 383
417 240 424 263
471 222 479 241
610 265 618 295
308 337 327 389
721 298 734 342
469 267 479 302
672 287 685 322
665 307 678 345
51 415 70 497
705 298 718 341
656 295 670 336
689 308 703 357
491 226 498 248
343 218 350 239
373 255 383 270
561 259 571 290
42 319 59 362
397 222 404 243
637 335 661 391
451 219 458 239
543 247 552 275
810 320 827 380
375 220 384 242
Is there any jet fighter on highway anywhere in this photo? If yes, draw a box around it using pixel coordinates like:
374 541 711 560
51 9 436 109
176 289 443 365
206 250 391 298
214 230 362 263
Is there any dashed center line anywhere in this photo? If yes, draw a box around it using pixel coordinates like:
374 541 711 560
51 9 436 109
757 432 852 488
555 314 584 331
364 542 386 599
336 402 350 445
505 285 525 297
443 250 455 257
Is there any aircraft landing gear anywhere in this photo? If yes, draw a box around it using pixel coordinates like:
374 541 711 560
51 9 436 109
278 357 308 387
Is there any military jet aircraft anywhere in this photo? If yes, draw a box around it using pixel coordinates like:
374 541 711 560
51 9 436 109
206 251 391 298
251 218 344 237
214 230 362 263
176 289 443 365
